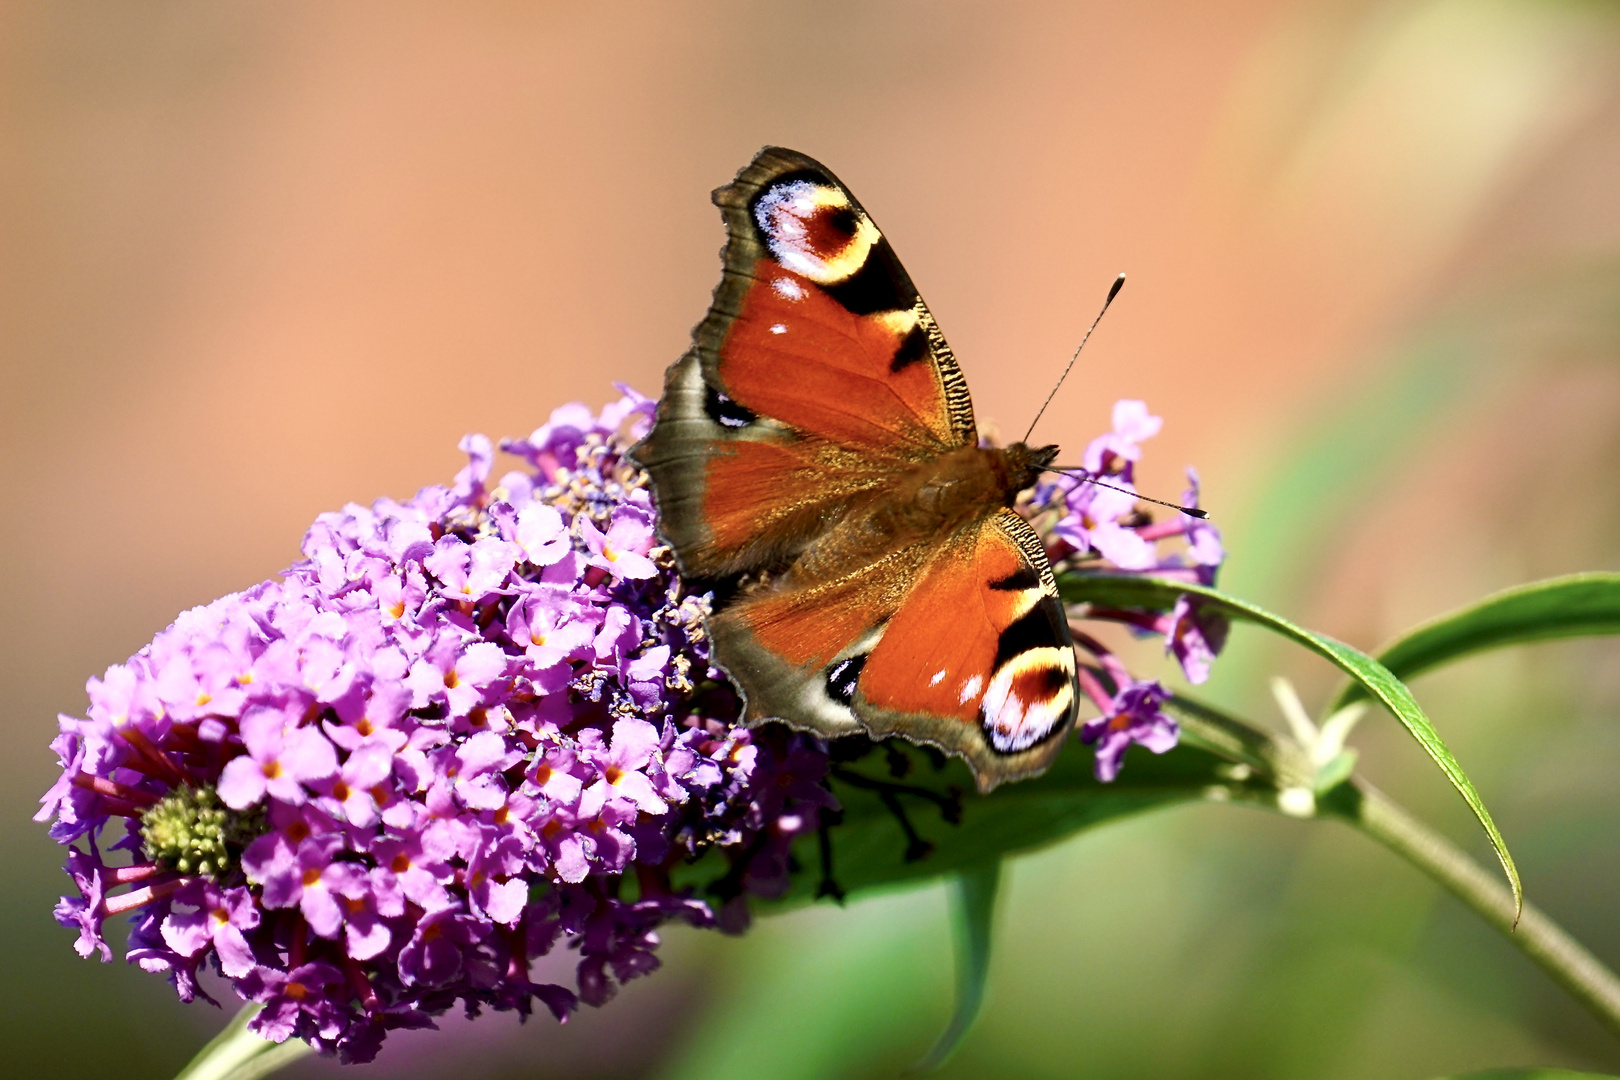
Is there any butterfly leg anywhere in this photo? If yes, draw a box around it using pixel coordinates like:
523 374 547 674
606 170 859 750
828 764 965 863
881 787 935 863
815 806 847 904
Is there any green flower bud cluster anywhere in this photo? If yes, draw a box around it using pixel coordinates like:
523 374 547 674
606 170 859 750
139 784 263 879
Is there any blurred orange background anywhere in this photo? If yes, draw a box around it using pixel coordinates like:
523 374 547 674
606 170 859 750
6 2 1620 1077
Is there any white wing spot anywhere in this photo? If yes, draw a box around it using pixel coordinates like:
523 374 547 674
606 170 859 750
958 674 983 705
770 277 805 300
769 323 787 335
929 668 947 687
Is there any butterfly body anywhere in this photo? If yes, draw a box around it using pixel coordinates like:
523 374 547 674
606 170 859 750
633 148 1080 792
782 441 1056 583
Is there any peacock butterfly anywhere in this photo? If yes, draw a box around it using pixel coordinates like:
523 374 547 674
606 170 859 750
632 147 1079 792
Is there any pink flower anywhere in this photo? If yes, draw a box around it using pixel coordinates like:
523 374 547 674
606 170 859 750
578 508 658 580
218 707 339 809
586 719 671 815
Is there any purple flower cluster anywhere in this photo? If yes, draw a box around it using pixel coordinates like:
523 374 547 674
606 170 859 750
1028 399 1229 780
37 388 829 1061
38 388 1223 1062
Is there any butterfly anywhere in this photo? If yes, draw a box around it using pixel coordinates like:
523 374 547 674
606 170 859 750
632 147 1079 792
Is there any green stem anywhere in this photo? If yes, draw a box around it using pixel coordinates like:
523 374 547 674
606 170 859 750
1329 781 1620 1037
173 1003 311 1080
1176 697 1620 1037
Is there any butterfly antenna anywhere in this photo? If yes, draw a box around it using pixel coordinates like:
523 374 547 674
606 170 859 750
1046 465 1210 519
1022 273 1126 444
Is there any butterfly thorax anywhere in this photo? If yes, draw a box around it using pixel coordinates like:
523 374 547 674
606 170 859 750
990 441 1061 499
890 441 1057 520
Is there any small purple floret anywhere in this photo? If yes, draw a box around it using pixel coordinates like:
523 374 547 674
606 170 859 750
1080 678 1181 782
1030 403 1229 777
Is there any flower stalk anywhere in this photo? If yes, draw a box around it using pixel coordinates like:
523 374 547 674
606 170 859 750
1173 699 1620 1040
1330 781 1620 1037
173 1004 309 1080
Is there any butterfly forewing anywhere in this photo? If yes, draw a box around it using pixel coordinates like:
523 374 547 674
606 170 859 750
702 153 975 452
634 149 975 580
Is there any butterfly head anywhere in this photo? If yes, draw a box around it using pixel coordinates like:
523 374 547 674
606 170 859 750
1001 442 1061 496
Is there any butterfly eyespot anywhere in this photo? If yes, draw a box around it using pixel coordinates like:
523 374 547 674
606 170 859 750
704 385 757 430
994 604 1066 665
979 649 1076 754
813 204 860 244
752 177 880 285
825 654 868 706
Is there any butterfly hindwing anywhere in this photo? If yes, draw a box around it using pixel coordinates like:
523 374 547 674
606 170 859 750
707 508 1077 790
707 540 937 740
853 510 1079 788
633 147 976 580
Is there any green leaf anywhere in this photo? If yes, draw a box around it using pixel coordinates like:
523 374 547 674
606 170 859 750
913 861 1001 1072
1329 572 1620 712
804 738 1268 901
1058 570 1522 918
672 727 1276 907
671 691 1313 912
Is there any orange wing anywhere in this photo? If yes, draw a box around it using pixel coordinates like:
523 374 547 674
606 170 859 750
631 147 975 580
707 540 937 741
707 509 1078 792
